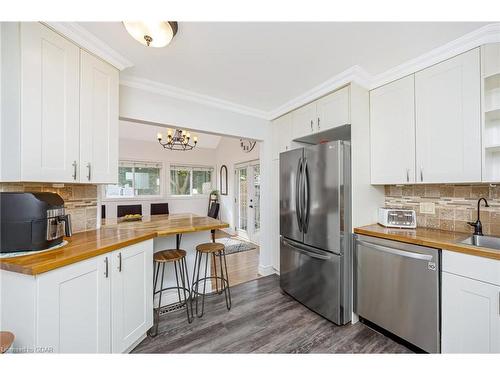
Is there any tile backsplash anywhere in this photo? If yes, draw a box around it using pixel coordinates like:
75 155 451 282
384 184 500 236
0 182 98 233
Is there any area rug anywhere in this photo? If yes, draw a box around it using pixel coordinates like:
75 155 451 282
219 237 257 255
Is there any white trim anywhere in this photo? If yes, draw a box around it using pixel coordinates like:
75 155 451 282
258 264 275 277
269 65 371 120
43 22 133 71
369 22 500 89
120 75 269 120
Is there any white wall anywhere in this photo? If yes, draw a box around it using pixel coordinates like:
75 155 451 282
214 137 260 234
102 138 217 219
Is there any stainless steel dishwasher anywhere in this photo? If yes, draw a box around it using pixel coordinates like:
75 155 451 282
355 234 440 353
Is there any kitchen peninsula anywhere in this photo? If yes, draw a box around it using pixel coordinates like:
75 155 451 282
0 213 228 353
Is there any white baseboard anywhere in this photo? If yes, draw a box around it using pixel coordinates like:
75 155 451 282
258 264 275 276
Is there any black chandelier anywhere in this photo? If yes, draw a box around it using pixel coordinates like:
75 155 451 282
157 129 198 151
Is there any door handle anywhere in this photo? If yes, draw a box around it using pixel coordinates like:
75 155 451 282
118 252 122 272
87 162 92 181
420 167 423 182
357 240 433 261
406 168 410 182
317 117 320 130
72 161 77 180
310 120 313 132
295 157 303 232
281 237 332 260
104 257 109 278
302 158 310 234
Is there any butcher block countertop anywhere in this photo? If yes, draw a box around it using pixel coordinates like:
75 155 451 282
0 214 229 275
354 224 500 261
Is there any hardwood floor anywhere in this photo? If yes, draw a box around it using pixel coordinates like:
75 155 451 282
132 275 413 354
211 231 262 287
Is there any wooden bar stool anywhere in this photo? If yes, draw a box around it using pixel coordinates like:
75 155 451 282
148 249 192 337
192 242 231 318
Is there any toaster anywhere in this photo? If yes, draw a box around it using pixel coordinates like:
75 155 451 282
378 208 416 229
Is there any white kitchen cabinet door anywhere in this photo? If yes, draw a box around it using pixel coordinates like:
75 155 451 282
316 86 350 132
80 50 119 184
370 75 416 184
36 254 112 353
415 48 481 183
20 22 80 182
111 240 153 353
292 102 316 140
442 272 500 353
272 113 293 159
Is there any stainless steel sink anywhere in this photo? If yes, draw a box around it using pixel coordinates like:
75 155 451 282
460 235 500 251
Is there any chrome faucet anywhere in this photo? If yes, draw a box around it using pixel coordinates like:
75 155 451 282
467 198 489 236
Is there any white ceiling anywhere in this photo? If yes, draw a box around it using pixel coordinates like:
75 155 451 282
119 121 222 149
79 22 489 112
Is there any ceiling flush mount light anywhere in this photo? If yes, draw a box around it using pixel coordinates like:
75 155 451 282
157 129 197 151
123 21 178 47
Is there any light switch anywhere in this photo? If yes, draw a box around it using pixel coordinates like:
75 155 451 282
420 202 436 214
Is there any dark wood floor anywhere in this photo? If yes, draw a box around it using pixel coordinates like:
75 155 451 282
132 275 413 354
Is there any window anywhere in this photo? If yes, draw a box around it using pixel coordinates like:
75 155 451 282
105 161 161 198
170 165 214 196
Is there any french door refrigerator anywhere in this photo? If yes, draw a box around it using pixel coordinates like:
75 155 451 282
279 140 352 325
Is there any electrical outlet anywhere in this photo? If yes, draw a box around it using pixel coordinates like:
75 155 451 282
420 202 436 215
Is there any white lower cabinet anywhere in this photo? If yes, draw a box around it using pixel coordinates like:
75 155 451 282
111 242 153 353
0 239 153 353
37 254 112 353
441 250 500 353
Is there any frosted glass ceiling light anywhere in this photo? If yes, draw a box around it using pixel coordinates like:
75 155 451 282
123 21 178 47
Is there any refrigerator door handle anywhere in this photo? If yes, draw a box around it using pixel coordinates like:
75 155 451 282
295 157 303 232
281 237 332 260
303 158 310 233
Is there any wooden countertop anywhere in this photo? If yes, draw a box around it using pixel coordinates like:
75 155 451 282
0 214 229 275
354 224 500 261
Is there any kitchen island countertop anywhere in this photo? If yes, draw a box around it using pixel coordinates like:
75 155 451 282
0 214 229 275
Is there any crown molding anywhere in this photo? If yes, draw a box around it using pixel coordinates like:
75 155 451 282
43 22 133 71
268 65 371 120
369 22 500 89
120 76 269 120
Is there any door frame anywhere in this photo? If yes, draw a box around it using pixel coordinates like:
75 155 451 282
233 159 260 244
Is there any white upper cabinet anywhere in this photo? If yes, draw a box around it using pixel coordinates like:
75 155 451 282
80 50 119 184
0 22 119 184
20 23 81 182
291 86 351 141
415 48 481 183
272 112 293 159
316 86 350 132
370 75 416 184
292 101 317 139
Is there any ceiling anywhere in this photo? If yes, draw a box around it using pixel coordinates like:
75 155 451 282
119 121 222 149
79 22 489 112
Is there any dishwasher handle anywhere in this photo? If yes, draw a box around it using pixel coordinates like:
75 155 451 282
357 240 434 261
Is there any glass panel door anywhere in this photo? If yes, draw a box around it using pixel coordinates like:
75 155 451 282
234 162 260 244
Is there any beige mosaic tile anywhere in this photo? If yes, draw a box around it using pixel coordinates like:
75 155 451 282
0 182 98 234
385 183 500 235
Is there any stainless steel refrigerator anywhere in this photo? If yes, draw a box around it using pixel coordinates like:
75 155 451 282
279 140 352 325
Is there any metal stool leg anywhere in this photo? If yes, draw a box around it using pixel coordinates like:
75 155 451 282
212 253 219 294
173 261 182 304
194 250 203 317
179 257 193 323
196 252 210 318
220 249 232 310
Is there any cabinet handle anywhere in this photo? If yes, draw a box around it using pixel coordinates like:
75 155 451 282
420 167 423 182
406 168 410 182
317 117 320 130
310 120 313 132
104 257 109 278
72 161 77 180
87 162 91 181
118 252 122 272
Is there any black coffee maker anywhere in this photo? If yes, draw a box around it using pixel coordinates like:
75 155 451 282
0 192 72 253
